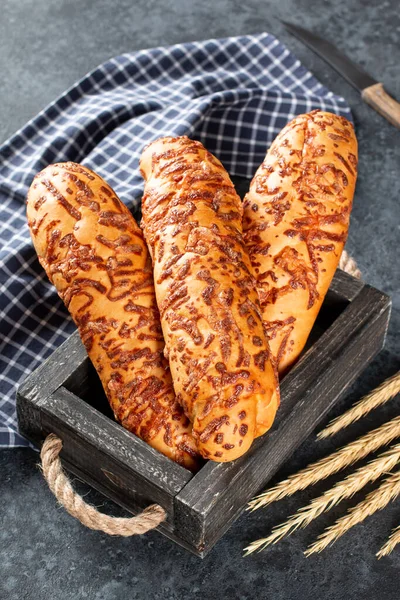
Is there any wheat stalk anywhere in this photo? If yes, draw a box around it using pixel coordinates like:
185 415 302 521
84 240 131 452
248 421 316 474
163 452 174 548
248 415 400 512
318 371 400 440
244 442 400 555
305 470 400 556
377 524 400 558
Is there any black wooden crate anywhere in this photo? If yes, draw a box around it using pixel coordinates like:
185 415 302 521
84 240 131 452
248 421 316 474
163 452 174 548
17 270 391 557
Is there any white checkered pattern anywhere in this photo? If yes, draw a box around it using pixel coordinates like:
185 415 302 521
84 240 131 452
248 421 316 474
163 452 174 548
0 33 351 447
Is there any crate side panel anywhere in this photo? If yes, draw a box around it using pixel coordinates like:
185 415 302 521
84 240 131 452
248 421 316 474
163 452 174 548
39 387 192 515
16 389 44 447
329 269 364 301
59 458 204 557
18 330 86 403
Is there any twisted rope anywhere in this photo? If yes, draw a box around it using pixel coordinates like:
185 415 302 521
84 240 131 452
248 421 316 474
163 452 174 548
339 250 362 279
40 434 166 536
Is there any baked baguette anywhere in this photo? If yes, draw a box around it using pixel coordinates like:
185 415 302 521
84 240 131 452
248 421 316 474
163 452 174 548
243 110 358 374
27 162 200 470
140 137 279 462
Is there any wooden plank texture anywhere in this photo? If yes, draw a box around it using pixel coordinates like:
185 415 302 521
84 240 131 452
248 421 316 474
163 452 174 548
18 330 86 403
328 268 364 301
38 387 193 521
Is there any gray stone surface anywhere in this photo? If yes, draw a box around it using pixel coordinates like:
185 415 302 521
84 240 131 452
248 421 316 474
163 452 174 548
0 0 399 598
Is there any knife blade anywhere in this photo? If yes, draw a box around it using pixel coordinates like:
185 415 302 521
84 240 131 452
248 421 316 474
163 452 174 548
282 21 400 129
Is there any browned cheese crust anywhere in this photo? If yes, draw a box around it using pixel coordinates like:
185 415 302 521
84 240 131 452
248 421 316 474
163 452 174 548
26 162 200 470
243 110 358 374
140 137 279 462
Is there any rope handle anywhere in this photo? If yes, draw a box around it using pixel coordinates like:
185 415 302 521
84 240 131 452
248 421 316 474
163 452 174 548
40 434 166 536
339 250 362 279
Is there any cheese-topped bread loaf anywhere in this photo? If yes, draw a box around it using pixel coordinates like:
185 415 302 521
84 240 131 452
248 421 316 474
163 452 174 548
140 137 279 462
27 162 200 470
242 110 358 373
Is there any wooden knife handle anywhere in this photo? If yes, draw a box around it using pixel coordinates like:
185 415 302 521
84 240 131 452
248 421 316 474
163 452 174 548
362 82 400 129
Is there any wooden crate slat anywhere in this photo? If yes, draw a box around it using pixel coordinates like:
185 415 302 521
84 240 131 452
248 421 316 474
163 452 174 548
329 268 364 301
23 386 194 522
17 329 86 403
44 387 192 489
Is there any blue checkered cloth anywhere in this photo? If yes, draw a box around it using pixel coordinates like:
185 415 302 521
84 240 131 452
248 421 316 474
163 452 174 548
0 33 351 448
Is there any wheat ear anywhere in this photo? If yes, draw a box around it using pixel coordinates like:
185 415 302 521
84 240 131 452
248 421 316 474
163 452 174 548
377 524 400 558
248 415 400 512
244 442 400 555
318 371 400 440
305 470 400 556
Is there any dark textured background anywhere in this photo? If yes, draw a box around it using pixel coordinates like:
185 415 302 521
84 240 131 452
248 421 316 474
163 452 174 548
1 1 399 598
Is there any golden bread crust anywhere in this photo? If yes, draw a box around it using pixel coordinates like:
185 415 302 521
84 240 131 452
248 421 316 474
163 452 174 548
27 162 200 470
243 110 358 373
140 137 279 462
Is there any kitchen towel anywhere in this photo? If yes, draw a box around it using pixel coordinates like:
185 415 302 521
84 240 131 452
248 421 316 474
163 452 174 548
0 32 351 447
